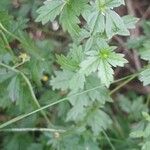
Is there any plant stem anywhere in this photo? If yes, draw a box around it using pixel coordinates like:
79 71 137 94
13 60 28 69
0 62 51 126
0 97 67 129
102 130 116 150
0 23 45 61
20 72 52 125
112 73 136 84
0 30 14 56
0 23 21 42
0 128 65 133
146 94 150 106
0 65 146 129
0 84 107 129
110 74 138 95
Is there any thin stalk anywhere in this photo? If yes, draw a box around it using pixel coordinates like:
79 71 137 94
13 60 28 69
146 94 150 106
0 128 65 133
102 130 116 150
100 137 124 143
20 72 52 125
0 62 51 126
0 23 21 42
0 30 14 56
112 73 137 84
0 86 103 129
109 74 138 95
0 64 147 129
0 23 45 61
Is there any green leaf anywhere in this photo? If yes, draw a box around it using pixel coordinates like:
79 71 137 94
27 143 43 150
3 134 33 150
69 44 84 64
95 0 125 13
144 123 150 138
107 10 130 37
18 32 46 60
60 0 88 36
0 12 28 42
87 109 112 135
80 55 100 75
143 21 150 36
142 142 150 150
66 75 112 121
66 90 90 122
106 0 125 8
85 75 112 103
82 1 130 38
36 0 88 37
142 112 150 122
7 75 20 102
122 15 139 29
0 0 11 11
80 40 127 87
15 85 35 113
50 70 85 91
50 70 74 91
84 37 94 51
0 11 12 28
60 135 85 150
139 40 150 61
69 73 85 90
98 60 114 87
66 103 87 122
56 54 79 71
56 44 84 71
139 68 150 86
59 4 81 37
36 0 64 24
28 59 42 86
0 90 12 108
10 17 29 36
118 94 148 120
130 130 144 138
82 7 105 34
0 69 15 83
105 11 114 38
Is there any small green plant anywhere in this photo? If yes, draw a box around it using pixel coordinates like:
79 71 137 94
0 0 149 149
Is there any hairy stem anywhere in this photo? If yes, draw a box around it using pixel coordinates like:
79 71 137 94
0 128 65 133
